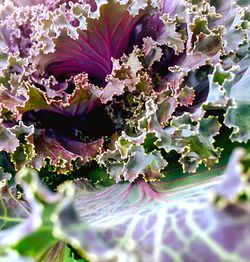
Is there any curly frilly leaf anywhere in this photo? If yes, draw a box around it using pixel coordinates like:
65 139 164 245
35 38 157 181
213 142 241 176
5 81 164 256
202 42 250 144
1 1 250 260
157 17 185 54
10 0 53 6
1 0 249 173
224 64 250 143
9 121 35 170
23 77 98 116
208 0 249 52
1 147 250 261
0 120 19 154
143 100 222 172
0 86 26 117
225 101 250 143
102 146 167 182
53 147 250 261
41 0 147 86
28 131 103 173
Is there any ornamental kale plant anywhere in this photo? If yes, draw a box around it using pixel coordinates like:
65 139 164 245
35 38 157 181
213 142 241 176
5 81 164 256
1 0 250 261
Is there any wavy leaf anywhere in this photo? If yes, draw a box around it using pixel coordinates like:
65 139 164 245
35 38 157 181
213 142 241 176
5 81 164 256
0 120 19 154
53 147 250 261
0 169 59 260
0 144 249 261
43 1 146 86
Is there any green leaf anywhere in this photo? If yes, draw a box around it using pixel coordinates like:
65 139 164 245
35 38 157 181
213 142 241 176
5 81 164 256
0 169 58 260
63 245 87 262
23 83 49 112
225 101 250 143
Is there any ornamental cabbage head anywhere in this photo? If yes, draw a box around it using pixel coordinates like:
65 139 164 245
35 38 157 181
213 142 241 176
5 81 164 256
0 0 250 261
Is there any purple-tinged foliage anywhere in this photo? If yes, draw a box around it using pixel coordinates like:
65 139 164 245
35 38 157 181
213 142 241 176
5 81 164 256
43 1 147 86
0 0 250 261
1 148 250 261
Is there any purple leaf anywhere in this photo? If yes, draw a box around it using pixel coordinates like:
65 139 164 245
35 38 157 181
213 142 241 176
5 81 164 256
216 148 245 200
29 130 103 172
1 148 250 261
43 1 145 85
61 149 250 261
0 121 19 154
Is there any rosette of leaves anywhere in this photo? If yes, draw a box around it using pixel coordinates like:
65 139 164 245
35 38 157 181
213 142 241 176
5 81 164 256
1 0 250 261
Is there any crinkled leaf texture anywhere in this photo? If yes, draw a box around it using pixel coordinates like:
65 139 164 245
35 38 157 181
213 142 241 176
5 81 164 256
0 0 250 261
0 0 250 175
1 148 250 261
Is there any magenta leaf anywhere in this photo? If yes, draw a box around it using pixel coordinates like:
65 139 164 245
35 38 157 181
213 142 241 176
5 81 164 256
43 1 145 85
